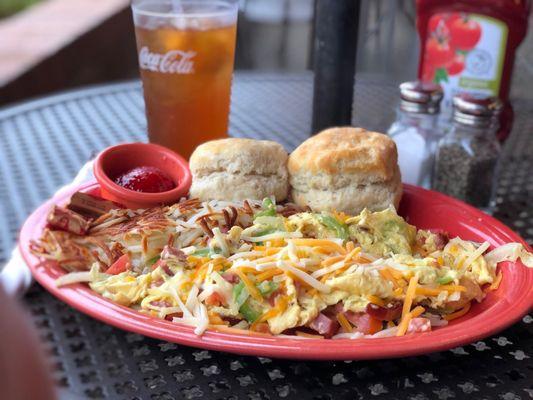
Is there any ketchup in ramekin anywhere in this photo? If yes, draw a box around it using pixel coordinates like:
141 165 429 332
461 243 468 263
94 142 191 209
115 166 176 193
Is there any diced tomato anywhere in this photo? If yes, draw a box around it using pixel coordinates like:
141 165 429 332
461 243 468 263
252 322 271 334
205 292 225 307
105 254 130 275
365 302 402 321
344 312 382 335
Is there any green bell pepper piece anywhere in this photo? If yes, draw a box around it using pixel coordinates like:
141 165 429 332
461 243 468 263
254 197 277 219
317 214 349 241
437 276 454 285
252 228 278 237
239 300 262 323
257 281 279 297
233 282 249 308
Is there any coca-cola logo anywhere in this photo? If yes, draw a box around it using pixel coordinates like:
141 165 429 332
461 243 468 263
139 46 196 74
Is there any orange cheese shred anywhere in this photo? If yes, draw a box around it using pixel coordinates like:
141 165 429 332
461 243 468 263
410 306 425 318
397 275 419 336
486 270 503 292
256 268 283 282
321 255 345 267
290 239 347 254
379 268 399 289
235 269 262 301
367 295 386 307
336 313 353 333
444 302 471 321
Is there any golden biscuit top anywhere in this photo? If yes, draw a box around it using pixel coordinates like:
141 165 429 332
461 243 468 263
288 127 398 181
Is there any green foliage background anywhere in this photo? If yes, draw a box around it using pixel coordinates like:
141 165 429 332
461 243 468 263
0 0 42 18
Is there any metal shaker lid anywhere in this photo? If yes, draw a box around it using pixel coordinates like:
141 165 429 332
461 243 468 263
452 93 503 127
399 81 443 114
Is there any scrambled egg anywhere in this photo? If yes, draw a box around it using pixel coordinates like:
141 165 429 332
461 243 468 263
323 269 394 312
287 213 336 239
346 207 416 256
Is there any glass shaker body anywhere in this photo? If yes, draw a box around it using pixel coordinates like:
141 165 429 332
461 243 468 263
388 111 441 188
433 122 501 210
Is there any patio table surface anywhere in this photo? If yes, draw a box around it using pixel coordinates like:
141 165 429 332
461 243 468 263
0 72 531 400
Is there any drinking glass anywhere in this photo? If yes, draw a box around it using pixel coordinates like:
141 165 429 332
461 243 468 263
131 0 238 158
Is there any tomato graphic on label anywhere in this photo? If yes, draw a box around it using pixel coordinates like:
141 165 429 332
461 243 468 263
446 53 465 76
448 16 482 51
425 37 454 68
428 14 449 36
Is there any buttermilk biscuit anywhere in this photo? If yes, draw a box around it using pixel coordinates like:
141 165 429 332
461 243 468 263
288 127 402 214
189 138 289 201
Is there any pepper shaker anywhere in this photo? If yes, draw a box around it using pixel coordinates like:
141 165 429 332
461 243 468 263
388 81 444 188
433 94 503 210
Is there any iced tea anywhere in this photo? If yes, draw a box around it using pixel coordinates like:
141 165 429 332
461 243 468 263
132 1 238 159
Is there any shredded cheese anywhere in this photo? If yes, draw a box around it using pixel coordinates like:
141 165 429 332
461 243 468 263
256 268 283 282
289 239 346 254
486 270 503 292
397 275 419 336
336 313 353 333
276 261 331 293
444 302 472 321
460 241 490 271
410 306 425 318
367 295 386 307
234 269 262 301
55 271 93 287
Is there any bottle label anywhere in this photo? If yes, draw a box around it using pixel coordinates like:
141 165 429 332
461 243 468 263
421 13 508 118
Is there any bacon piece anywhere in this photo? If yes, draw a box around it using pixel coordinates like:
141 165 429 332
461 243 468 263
365 302 402 321
47 206 92 236
162 265 174 277
308 313 339 338
160 245 186 262
67 192 123 218
221 272 239 284
407 318 432 334
165 312 183 321
323 302 345 317
151 300 171 307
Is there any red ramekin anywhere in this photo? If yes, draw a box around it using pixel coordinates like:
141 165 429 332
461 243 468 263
93 142 191 209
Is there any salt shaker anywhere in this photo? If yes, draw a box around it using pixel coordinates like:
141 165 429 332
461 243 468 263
433 94 503 210
388 81 443 188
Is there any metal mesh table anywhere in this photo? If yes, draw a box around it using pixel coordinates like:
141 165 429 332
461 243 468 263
0 73 531 400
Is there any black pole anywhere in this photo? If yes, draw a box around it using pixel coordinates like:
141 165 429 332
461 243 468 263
312 0 360 134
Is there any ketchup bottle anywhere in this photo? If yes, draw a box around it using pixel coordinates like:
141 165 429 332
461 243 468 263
416 0 530 140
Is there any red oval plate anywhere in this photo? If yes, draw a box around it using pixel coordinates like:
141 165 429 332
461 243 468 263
19 182 533 360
